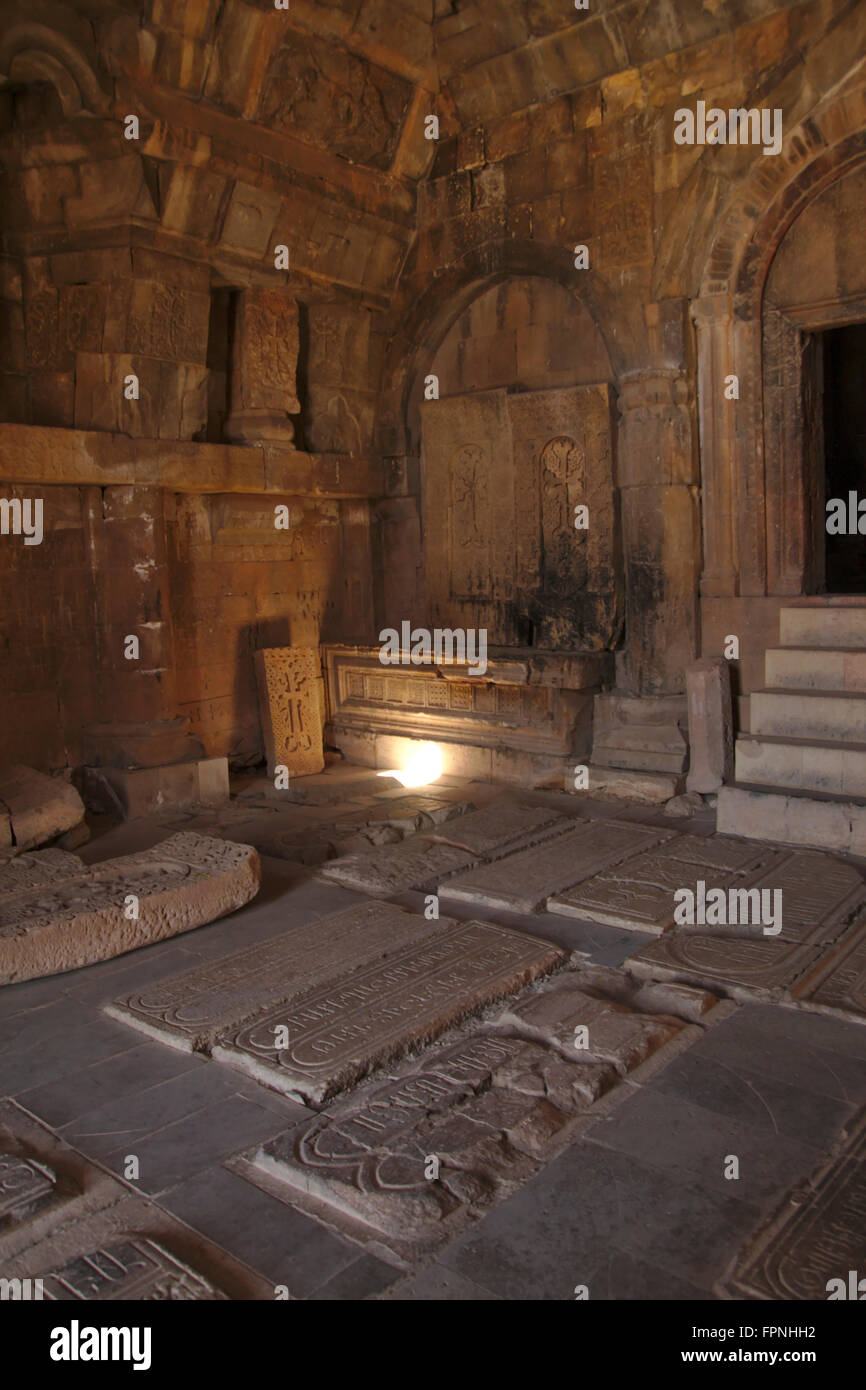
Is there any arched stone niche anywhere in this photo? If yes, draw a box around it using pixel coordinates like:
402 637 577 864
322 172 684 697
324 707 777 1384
762 163 866 595
416 275 622 652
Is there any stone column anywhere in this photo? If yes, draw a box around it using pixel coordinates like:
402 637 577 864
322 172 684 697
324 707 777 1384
691 295 738 598
225 288 299 445
616 369 701 694
685 658 734 793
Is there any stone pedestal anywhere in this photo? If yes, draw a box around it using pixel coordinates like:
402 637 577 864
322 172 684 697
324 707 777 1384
685 658 734 794
225 289 299 445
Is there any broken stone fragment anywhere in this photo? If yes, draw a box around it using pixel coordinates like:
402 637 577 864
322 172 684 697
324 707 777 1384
0 832 260 985
0 764 85 852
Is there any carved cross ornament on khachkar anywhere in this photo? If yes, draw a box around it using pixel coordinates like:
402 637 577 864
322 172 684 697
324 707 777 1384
254 647 326 778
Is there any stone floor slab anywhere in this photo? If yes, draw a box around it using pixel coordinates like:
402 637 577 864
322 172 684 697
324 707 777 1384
106 901 437 1052
552 838 866 941
0 832 261 984
722 1104 866 1300
790 921 866 1021
317 837 478 896
212 920 566 1104
425 802 573 858
439 820 676 913
548 836 784 934
231 969 689 1252
627 931 822 1001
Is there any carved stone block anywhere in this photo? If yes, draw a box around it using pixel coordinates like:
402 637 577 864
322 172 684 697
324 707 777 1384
254 646 324 779
0 832 260 984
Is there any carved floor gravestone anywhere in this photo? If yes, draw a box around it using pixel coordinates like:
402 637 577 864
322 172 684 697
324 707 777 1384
317 836 478 895
107 901 445 1052
724 1106 866 1300
0 1102 272 1298
235 971 691 1249
255 647 325 780
0 765 85 852
439 820 677 913
211 919 567 1105
0 833 260 984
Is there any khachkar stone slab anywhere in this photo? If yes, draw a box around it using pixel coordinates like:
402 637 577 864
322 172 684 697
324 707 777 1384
548 835 784 935
318 836 478 896
439 820 677 914
0 832 260 984
685 658 734 794
255 646 325 780
0 765 85 852
0 848 85 890
107 902 443 1053
426 802 573 859
723 1106 866 1300
508 385 621 651
627 931 824 1002
236 972 689 1249
211 920 567 1105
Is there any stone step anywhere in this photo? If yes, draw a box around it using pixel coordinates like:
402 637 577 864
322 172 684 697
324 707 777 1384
750 688 866 742
717 784 866 855
765 647 866 692
735 734 866 798
779 606 866 649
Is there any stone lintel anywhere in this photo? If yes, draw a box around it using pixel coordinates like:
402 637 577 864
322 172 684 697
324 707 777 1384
0 425 385 498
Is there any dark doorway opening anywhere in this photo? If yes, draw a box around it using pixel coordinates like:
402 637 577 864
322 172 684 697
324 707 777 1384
823 323 866 594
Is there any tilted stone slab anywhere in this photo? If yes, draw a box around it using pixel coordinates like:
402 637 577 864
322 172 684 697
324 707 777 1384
0 832 260 984
627 931 823 1001
0 764 85 852
106 902 443 1053
439 820 677 913
317 836 478 896
750 851 866 946
212 919 566 1104
425 801 573 858
723 1106 866 1300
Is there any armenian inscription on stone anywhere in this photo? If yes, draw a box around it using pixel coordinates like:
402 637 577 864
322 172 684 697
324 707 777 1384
0 1153 55 1222
212 920 566 1104
41 1239 226 1301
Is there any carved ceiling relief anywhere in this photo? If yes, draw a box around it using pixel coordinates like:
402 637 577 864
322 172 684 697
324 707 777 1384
258 33 413 170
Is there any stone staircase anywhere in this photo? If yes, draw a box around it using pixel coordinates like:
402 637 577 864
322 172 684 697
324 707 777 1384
718 602 866 853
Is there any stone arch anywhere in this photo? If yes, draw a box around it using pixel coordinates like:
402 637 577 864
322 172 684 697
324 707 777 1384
0 19 109 117
374 240 620 457
688 72 866 603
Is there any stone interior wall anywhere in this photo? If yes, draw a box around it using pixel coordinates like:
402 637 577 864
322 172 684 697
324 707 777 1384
0 0 863 773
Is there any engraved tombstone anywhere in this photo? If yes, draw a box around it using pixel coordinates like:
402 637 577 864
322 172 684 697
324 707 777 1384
255 646 325 779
